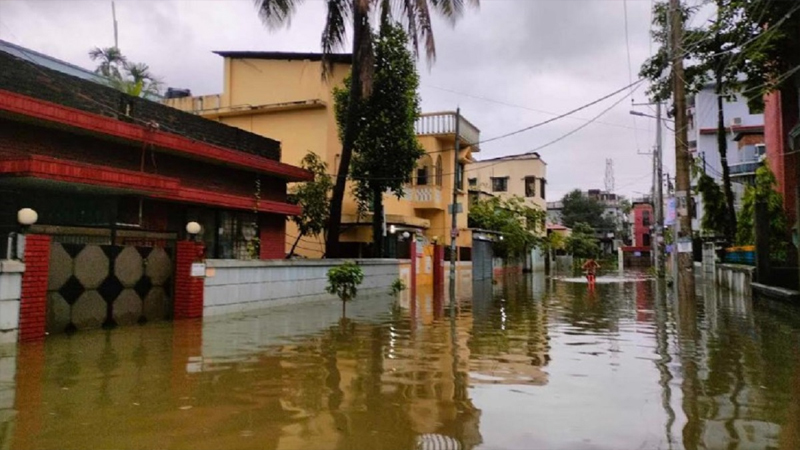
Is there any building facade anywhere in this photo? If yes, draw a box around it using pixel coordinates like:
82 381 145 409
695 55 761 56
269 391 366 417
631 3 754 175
164 52 479 259
687 84 765 232
630 200 654 249
0 49 309 337
468 153 547 212
547 189 630 254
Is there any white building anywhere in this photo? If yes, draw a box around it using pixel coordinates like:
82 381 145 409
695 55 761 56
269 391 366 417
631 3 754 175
687 83 765 232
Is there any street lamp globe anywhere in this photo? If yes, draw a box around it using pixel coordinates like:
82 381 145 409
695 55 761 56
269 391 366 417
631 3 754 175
402 231 411 239
17 208 38 227
186 221 201 236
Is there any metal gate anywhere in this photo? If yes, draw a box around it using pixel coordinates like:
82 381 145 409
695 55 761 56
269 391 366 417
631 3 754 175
472 239 494 281
46 242 173 334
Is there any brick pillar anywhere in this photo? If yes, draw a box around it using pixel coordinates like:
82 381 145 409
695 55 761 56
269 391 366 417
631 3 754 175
19 234 51 342
433 245 444 286
259 214 286 260
174 241 204 319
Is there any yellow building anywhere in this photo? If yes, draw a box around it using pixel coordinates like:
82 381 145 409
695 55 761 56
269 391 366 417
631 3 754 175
164 52 479 259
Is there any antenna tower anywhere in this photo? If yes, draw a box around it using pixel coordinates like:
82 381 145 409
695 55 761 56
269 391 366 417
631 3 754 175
604 158 615 193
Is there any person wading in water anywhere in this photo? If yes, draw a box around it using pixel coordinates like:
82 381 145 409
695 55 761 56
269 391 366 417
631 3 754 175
582 258 600 285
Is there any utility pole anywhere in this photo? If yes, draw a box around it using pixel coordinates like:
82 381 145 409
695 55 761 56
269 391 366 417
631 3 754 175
654 102 665 278
670 0 696 297
448 108 462 301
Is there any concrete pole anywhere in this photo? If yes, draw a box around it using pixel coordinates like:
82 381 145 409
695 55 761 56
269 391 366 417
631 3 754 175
655 102 665 277
670 0 696 298
448 108 461 301
754 199 771 284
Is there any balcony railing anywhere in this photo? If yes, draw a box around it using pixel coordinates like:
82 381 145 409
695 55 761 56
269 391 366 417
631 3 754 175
415 112 480 145
409 185 444 210
729 161 760 177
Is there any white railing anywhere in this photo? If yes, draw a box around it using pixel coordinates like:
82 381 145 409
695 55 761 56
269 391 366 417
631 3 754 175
415 112 480 145
410 185 442 205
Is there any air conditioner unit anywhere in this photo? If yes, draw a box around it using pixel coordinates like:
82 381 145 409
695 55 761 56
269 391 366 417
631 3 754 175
731 117 743 126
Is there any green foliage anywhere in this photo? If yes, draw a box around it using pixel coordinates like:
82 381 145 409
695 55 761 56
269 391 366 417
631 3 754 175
334 22 424 213
559 190 613 232
565 222 600 259
89 47 162 98
736 165 790 259
390 278 406 295
326 261 365 302
468 195 546 258
695 172 730 238
287 152 333 257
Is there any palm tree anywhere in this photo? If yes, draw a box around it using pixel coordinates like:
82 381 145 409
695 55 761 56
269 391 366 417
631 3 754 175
254 0 478 257
89 46 126 79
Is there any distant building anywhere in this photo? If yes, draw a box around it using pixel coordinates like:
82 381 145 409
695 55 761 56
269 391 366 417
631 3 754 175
468 153 547 213
630 199 654 249
687 83 765 232
547 189 629 254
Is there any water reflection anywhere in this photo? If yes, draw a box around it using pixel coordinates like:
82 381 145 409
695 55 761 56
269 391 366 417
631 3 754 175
6 273 800 449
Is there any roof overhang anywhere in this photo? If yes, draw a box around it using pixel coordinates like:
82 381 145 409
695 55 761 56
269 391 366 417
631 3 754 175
0 89 313 182
0 155 302 215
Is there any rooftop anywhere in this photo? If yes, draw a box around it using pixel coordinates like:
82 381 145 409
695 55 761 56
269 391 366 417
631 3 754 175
213 51 352 64
474 152 545 164
0 50 282 160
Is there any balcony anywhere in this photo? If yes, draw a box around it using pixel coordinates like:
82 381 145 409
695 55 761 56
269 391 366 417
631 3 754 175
409 185 444 210
415 112 481 146
729 161 760 178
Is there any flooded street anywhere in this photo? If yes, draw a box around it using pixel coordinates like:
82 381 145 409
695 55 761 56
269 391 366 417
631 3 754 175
5 273 800 450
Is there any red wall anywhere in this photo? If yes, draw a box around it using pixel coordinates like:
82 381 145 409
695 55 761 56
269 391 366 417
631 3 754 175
259 214 286 259
632 203 653 249
0 120 287 202
19 234 51 342
764 88 799 221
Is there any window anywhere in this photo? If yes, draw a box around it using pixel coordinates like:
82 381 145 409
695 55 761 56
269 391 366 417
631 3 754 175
456 163 465 190
491 177 508 192
540 178 546 199
525 176 537 197
416 166 429 186
468 177 477 188
643 233 651 247
436 156 443 186
642 210 651 227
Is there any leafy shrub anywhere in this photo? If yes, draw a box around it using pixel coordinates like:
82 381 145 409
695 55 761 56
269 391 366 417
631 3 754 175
326 261 365 303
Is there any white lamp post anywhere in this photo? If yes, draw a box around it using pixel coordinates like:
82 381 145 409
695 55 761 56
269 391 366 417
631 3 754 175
9 208 38 260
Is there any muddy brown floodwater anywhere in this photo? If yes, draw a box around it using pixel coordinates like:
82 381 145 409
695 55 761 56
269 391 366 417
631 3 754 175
4 273 800 450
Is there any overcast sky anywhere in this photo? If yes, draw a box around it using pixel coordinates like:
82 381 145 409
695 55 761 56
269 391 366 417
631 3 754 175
0 0 699 201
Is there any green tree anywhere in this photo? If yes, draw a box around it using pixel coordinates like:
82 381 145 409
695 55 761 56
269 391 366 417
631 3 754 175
326 261 364 317
736 165 790 260
565 222 600 259
333 22 424 258
254 0 478 258
695 172 729 238
286 152 334 258
559 190 613 232
468 196 546 259
89 47 162 98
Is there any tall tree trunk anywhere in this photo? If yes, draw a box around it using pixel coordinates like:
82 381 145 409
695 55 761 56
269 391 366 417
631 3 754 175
371 188 384 258
714 2 737 244
326 6 368 258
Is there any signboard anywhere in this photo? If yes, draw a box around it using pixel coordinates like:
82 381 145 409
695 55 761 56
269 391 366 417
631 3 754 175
190 263 207 277
677 238 693 253
675 191 689 216
665 198 677 226
448 203 463 214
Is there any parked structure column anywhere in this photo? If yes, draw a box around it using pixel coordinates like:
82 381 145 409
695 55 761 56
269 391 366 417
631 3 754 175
174 241 205 319
19 234 51 342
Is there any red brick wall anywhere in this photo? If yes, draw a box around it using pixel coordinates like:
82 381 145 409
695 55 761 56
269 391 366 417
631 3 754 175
433 245 444 286
764 89 799 221
259 214 286 259
19 234 51 342
174 241 205 319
